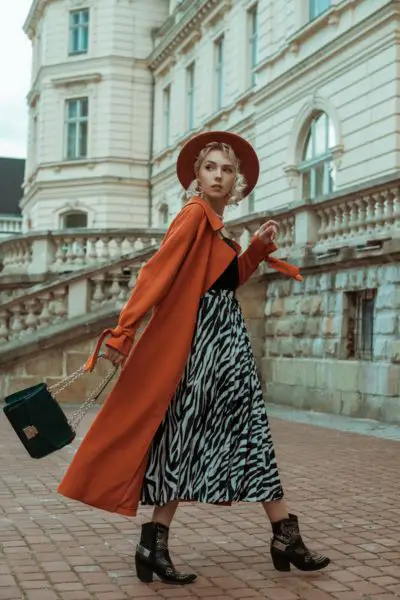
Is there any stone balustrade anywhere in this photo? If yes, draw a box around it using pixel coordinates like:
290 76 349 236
0 216 23 238
0 248 153 346
314 185 400 251
0 177 399 280
0 228 165 276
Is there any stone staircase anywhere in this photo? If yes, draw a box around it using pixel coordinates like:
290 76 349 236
1 181 399 418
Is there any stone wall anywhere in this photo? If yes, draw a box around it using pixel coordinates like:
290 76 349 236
0 280 265 406
262 264 400 424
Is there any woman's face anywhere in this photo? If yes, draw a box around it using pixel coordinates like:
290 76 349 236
197 149 236 203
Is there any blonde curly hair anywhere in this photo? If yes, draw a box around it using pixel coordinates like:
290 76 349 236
184 141 248 206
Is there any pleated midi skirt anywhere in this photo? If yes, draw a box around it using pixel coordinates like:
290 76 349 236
141 288 284 506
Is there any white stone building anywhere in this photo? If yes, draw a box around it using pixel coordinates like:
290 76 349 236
0 0 399 422
22 0 168 231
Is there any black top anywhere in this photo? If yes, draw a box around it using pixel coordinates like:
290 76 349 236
209 237 239 291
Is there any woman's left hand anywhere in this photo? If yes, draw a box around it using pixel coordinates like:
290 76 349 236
256 220 278 245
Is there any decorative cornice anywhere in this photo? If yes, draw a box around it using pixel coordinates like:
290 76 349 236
148 0 222 71
253 3 399 116
27 88 40 108
51 73 102 88
24 0 50 38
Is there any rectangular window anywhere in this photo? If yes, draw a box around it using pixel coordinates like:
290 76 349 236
69 9 89 55
186 63 195 130
163 85 171 146
309 0 331 21
248 4 258 86
345 290 376 361
214 36 224 110
65 98 88 160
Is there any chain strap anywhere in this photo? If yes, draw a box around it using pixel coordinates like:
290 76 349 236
48 354 118 432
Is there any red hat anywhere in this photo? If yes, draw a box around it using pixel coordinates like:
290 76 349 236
176 131 259 198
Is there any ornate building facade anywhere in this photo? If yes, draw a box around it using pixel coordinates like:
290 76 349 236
0 0 399 422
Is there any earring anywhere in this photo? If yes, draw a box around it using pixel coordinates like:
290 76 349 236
196 180 204 199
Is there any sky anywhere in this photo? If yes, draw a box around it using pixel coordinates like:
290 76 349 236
0 0 33 158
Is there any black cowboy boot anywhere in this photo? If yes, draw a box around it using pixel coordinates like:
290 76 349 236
135 521 197 584
270 513 330 572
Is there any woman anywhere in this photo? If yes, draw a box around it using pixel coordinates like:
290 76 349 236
58 131 330 585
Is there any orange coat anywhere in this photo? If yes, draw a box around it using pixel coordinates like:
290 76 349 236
57 197 301 516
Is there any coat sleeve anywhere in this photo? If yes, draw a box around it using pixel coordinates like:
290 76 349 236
237 235 277 287
85 204 204 371
237 235 303 287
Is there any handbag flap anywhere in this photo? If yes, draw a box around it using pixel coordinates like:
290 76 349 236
5 385 75 449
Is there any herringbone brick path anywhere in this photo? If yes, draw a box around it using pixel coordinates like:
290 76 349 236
0 407 399 600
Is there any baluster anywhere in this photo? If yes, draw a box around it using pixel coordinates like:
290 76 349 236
109 269 122 301
61 237 74 269
99 237 111 261
341 202 350 239
52 288 68 322
323 207 334 242
373 192 385 233
24 299 38 335
354 199 365 235
74 236 86 266
383 190 395 228
113 237 123 259
361 196 372 234
9 304 25 341
348 201 359 236
54 240 66 268
0 311 9 344
38 293 52 328
87 238 99 263
91 274 106 309
127 236 138 252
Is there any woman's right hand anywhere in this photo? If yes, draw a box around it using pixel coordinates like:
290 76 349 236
104 346 125 367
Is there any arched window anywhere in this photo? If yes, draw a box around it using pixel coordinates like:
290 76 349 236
62 211 88 228
299 112 336 200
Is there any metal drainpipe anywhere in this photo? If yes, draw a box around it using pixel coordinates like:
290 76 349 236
147 29 158 229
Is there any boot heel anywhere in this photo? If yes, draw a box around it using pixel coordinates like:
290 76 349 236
271 548 291 572
135 556 154 583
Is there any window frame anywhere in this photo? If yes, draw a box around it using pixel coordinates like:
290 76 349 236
214 35 225 110
309 0 331 21
62 211 88 229
298 112 335 200
248 3 258 86
65 97 89 161
163 85 172 147
69 8 90 56
186 63 196 131
345 290 376 361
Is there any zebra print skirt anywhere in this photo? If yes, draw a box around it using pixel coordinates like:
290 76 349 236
140 288 284 506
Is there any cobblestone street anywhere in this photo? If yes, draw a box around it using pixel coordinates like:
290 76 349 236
0 407 399 600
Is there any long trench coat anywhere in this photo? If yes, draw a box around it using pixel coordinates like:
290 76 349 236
57 196 302 516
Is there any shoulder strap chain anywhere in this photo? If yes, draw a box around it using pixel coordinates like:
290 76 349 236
48 354 118 432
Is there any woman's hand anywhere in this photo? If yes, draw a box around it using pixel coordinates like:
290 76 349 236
105 347 125 367
256 220 278 245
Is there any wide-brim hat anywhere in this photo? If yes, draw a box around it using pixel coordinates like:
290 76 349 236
176 131 259 198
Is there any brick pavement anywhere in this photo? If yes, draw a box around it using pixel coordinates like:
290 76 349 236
0 407 399 600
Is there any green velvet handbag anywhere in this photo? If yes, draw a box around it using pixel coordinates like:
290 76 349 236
3 355 118 459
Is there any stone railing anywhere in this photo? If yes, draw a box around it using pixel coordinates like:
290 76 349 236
0 215 23 238
0 228 165 276
313 184 400 252
0 209 295 345
0 247 154 346
1 176 399 281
